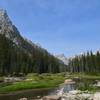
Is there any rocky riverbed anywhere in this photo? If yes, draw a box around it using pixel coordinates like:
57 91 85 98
40 90 100 100
19 90 100 100
61 90 100 100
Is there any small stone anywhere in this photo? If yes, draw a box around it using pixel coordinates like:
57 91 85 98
19 97 27 100
42 95 61 100
93 92 100 100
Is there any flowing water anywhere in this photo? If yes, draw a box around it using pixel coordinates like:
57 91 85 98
0 78 99 100
0 83 75 100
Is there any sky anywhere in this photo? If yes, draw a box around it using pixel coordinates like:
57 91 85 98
0 0 100 57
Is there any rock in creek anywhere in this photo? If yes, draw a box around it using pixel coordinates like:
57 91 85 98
42 95 61 100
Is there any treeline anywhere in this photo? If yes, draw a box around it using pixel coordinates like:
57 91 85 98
0 34 66 76
68 51 100 73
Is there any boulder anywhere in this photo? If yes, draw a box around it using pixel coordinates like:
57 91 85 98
64 79 75 84
69 90 81 95
93 92 100 100
19 98 27 100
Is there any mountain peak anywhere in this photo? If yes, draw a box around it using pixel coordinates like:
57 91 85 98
55 54 68 65
0 9 12 25
0 9 22 45
0 9 6 16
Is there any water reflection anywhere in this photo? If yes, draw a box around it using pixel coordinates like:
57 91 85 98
63 84 76 93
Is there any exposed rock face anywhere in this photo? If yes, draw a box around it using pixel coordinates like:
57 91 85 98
0 9 22 45
55 54 68 65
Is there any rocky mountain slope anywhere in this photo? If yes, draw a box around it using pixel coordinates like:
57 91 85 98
0 9 45 54
55 54 68 65
0 9 66 75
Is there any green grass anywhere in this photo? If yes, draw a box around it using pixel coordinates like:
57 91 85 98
78 84 100 93
68 72 100 79
0 73 65 93
0 76 4 81
0 72 100 93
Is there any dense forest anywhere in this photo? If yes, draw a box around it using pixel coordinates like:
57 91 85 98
0 34 66 76
0 10 66 76
68 51 100 73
